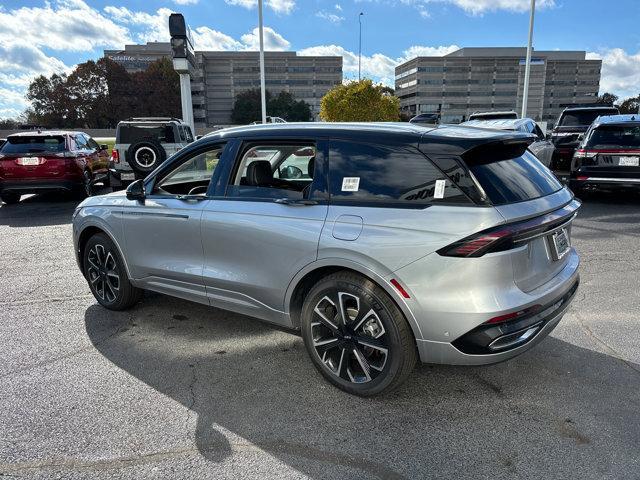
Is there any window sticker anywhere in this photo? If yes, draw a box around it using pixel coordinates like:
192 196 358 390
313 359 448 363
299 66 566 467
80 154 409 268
434 179 446 199
341 177 360 192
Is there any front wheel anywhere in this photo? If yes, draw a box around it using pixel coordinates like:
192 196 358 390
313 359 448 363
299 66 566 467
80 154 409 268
300 271 417 396
83 233 142 310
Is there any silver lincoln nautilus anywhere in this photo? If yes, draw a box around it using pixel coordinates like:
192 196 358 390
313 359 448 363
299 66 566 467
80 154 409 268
73 122 580 396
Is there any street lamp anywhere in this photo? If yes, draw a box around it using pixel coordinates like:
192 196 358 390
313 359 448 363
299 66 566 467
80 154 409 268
358 12 363 81
258 0 267 124
521 0 536 118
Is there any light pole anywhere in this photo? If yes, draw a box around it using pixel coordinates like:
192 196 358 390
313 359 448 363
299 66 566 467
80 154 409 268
358 12 363 81
521 0 536 118
258 0 267 124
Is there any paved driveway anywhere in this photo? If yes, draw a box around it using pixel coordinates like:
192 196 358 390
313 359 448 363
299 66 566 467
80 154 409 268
0 191 639 479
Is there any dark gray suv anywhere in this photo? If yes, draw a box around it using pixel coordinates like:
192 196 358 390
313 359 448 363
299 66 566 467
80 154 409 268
73 122 580 396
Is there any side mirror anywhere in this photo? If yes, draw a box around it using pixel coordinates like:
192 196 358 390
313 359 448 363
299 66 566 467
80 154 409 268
126 179 145 201
100 144 108 151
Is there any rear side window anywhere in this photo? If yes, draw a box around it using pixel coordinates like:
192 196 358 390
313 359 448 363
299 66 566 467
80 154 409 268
587 124 640 148
328 141 469 206
0 135 67 154
468 150 562 205
118 125 175 144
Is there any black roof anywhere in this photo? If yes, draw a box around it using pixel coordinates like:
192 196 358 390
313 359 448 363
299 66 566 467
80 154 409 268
591 114 640 127
203 122 533 155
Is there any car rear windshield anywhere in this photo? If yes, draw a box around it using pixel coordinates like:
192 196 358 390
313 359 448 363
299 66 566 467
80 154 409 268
0 135 66 154
468 151 563 205
587 124 640 149
118 125 175 144
559 110 618 127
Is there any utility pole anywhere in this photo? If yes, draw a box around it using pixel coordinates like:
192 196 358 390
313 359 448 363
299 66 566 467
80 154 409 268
258 0 267 123
358 12 363 81
521 0 536 118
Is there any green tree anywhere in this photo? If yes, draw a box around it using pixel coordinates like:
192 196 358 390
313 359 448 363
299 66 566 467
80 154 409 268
320 79 400 122
618 94 640 114
595 92 618 106
231 89 312 124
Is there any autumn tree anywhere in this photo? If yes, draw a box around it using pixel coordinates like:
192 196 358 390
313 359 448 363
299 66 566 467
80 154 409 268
320 79 400 122
618 94 640 114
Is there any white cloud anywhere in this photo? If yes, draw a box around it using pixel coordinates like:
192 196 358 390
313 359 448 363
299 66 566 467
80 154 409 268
224 0 296 14
240 27 291 50
191 27 244 50
367 0 555 16
0 0 131 51
173 0 199 4
335 4 343 11
587 49 640 100
316 10 346 24
103 6 173 43
299 44 458 86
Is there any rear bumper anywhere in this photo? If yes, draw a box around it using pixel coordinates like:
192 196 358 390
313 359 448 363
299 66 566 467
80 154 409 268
570 176 640 190
108 167 137 188
0 179 80 194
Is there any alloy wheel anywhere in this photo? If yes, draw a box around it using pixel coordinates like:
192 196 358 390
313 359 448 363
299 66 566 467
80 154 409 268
135 147 157 168
86 244 120 303
311 291 389 384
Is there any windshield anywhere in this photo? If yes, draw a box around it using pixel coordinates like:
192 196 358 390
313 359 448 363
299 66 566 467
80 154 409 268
588 124 640 149
0 135 66 154
559 110 618 127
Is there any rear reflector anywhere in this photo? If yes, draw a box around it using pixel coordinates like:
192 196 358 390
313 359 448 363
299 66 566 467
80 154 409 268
485 304 542 325
576 176 589 181
437 200 580 258
390 279 410 299
111 149 119 163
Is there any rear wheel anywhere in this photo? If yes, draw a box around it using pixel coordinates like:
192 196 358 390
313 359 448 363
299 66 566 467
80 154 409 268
83 233 142 310
0 192 20 205
76 170 94 199
300 271 417 396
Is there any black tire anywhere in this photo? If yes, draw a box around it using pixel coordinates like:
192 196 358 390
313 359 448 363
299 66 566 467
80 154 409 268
83 233 142 310
300 271 417 396
127 140 166 176
0 192 20 205
75 170 94 199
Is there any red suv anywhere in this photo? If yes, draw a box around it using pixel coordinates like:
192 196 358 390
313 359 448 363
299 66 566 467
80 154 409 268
0 131 109 204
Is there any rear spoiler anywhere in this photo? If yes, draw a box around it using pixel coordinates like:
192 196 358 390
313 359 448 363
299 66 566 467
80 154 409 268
461 136 535 167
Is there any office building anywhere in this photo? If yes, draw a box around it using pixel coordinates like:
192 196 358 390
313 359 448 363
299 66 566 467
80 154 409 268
104 43 343 126
395 47 602 125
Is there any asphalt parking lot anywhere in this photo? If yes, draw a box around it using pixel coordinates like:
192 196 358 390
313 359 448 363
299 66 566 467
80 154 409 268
1 190 639 479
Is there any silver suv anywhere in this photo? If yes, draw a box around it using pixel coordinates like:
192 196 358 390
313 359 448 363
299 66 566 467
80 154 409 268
73 122 580 396
109 117 194 188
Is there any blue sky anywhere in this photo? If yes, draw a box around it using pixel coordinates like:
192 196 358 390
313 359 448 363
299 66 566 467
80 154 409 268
1 0 639 119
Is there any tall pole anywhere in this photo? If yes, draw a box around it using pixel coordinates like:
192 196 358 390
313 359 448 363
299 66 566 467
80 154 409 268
521 0 536 118
358 12 363 81
258 0 267 123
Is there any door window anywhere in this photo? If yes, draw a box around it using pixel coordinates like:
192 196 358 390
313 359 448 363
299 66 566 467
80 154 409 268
328 141 469 206
75 135 88 150
154 143 226 196
227 143 316 200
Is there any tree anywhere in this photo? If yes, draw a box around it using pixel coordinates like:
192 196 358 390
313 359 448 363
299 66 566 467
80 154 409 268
595 92 618 106
230 89 312 124
618 94 640 114
320 79 400 122
24 57 181 128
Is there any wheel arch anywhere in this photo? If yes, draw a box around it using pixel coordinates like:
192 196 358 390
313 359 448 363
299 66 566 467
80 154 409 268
285 259 424 340
77 223 133 280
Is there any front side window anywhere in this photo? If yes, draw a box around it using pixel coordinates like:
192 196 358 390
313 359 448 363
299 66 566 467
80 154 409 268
227 143 316 200
328 141 468 206
154 143 225 196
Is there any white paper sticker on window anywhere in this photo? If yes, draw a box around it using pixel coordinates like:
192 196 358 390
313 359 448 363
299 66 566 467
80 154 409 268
341 177 360 192
434 179 446 199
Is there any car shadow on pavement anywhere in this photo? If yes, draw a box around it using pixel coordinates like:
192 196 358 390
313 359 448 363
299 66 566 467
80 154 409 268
84 296 640 479
0 193 80 227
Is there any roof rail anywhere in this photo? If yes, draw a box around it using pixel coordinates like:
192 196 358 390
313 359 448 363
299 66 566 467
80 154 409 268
125 117 183 122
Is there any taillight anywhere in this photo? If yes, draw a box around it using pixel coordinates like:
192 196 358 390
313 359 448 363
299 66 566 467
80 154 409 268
573 149 596 159
437 201 580 258
111 149 119 163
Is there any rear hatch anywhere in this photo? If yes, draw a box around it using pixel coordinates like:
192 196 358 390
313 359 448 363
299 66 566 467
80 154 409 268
574 122 640 179
0 134 70 180
460 140 578 293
